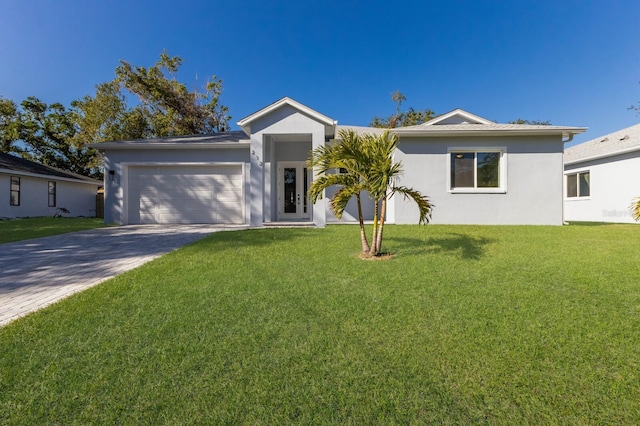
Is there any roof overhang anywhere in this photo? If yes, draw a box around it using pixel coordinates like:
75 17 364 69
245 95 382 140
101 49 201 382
394 127 588 140
89 142 250 151
0 168 101 185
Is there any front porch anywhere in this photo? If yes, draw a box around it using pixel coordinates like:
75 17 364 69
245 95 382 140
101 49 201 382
236 97 336 228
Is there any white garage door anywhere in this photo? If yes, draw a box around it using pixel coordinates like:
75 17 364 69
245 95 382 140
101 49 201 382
127 165 244 224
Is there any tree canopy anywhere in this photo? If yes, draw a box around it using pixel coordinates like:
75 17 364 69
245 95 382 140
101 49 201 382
0 51 230 179
370 91 436 128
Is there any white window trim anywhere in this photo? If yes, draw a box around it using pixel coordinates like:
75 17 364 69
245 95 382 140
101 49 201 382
564 169 590 200
447 147 507 194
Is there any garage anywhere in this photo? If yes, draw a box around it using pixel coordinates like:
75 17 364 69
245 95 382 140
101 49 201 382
127 165 244 224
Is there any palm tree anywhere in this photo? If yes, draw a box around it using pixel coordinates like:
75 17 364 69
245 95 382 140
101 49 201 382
363 130 434 256
631 198 640 221
307 129 371 253
308 129 434 257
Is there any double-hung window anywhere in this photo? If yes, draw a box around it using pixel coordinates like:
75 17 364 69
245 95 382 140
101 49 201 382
10 176 20 206
449 149 505 192
48 181 57 207
566 171 590 198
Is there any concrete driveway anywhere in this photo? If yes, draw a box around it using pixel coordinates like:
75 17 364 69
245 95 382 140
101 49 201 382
0 224 247 326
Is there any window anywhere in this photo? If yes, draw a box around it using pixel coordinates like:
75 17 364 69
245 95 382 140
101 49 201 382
566 171 590 198
450 150 504 191
48 181 56 207
10 176 20 206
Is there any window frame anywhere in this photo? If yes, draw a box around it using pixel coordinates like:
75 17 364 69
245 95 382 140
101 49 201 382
48 181 57 207
448 148 507 194
10 176 20 206
565 170 590 199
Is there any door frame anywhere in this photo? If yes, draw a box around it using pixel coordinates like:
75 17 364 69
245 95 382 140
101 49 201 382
277 161 311 220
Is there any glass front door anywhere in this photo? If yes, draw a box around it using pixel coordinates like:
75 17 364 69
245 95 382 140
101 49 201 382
278 161 310 220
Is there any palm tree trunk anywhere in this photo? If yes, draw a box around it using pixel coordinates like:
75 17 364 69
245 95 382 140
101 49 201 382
375 195 387 255
369 199 379 256
356 194 370 253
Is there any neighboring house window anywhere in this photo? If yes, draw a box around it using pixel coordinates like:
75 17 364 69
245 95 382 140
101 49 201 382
48 181 56 207
566 171 590 198
10 176 20 206
449 150 505 191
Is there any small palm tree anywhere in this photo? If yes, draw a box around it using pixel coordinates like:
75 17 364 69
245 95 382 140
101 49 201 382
363 130 434 256
307 129 371 253
631 197 640 221
308 129 434 257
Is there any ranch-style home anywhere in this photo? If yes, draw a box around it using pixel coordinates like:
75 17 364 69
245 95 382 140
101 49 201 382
564 122 640 223
0 152 102 219
91 97 586 227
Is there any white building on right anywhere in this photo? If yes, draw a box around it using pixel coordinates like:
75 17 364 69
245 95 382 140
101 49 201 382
564 123 640 223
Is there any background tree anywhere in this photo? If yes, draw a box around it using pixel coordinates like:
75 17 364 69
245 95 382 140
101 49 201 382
18 97 100 177
0 51 231 178
508 118 551 125
71 80 148 144
115 50 230 135
0 97 22 153
370 91 436 128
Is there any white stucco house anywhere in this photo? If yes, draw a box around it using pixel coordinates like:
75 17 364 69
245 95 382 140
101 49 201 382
0 152 102 219
564 122 640 223
91 97 586 226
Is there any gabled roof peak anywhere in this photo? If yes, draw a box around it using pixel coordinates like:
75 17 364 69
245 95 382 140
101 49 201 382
237 97 336 135
422 108 494 126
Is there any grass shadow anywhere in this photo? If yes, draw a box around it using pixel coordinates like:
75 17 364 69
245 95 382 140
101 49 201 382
387 232 495 260
565 221 620 227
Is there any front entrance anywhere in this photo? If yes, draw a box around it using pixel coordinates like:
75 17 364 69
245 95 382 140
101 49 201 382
277 161 310 220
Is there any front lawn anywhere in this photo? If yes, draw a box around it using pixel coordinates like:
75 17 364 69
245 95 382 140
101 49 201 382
0 217 107 244
1 224 639 424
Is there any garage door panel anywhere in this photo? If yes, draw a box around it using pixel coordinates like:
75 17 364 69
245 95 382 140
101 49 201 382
153 190 214 200
128 165 244 225
215 209 243 223
215 189 242 199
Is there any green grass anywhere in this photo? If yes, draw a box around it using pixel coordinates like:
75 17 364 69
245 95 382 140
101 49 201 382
1 224 639 424
0 217 107 244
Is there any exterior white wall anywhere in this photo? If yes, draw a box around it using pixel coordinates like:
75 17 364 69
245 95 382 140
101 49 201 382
325 187 375 223
564 151 640 223
394 135 565 225
0 172 98 219
102 147 248 224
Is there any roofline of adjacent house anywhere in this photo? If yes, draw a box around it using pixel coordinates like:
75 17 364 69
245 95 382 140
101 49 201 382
0 168 102 185
89 142 251 150
564 144 640 166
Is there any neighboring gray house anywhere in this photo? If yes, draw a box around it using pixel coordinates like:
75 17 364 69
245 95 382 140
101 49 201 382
564 123 640 223
91 97 586 226
0 152 102 219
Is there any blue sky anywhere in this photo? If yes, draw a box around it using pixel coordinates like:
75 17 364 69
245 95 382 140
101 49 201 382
1 0 639 146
